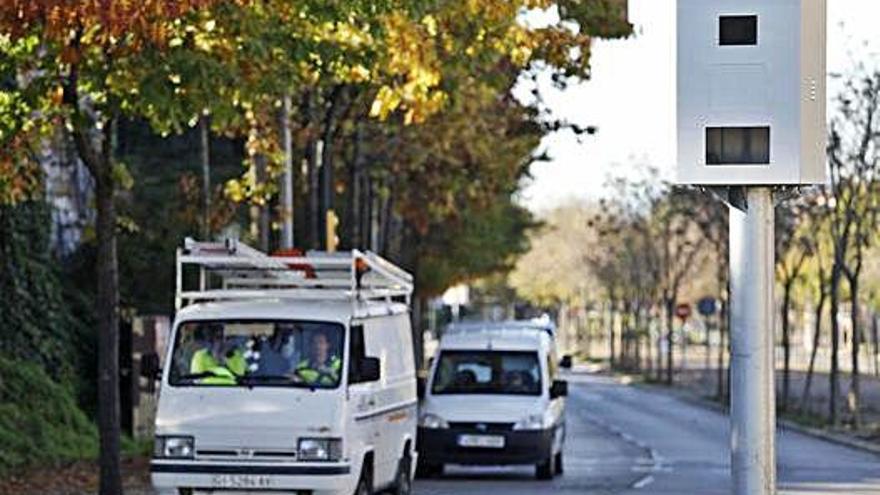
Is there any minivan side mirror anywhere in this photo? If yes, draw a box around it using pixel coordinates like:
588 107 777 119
559 355 573 369
550 379 568 399
359 357 381 382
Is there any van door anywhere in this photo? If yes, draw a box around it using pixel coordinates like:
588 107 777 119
363 314 417 487
546 351 565 451
348 323 380 480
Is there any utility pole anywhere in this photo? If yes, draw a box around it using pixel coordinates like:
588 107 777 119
280 95 294 249
729 187 776 494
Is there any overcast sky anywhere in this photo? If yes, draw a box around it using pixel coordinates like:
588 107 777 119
518 0 880 212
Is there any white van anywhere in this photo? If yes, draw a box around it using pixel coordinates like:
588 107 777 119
417 322 568 479
150 240 418 495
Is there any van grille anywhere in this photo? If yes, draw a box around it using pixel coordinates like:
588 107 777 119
448 422 514 432
196 449 298 461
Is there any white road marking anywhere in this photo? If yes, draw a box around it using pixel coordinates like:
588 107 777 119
632 475 655 489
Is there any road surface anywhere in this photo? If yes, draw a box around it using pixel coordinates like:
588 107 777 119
414 371 880 495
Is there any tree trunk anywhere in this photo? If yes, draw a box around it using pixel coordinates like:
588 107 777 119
873 313 879 377
607 299 616 368
801 289 825 413
620 301 630 367
829 266 842 426
279 95 294 249
717 297 727 402
70 105 122 495
412 294 426 371
781 279 793 411
348 123 363 249
200 116 211 239
309 139 322 249
704 315 711 372
255 154 270 252
665 298 675 385
656 305 664 382
95 166 122 495
319 85 345 250
848 274 862 427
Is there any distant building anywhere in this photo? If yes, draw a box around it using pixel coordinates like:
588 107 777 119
41 129 93 257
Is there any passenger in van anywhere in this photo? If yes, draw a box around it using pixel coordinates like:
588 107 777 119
503 370 536 394
190 324 246 385
295 330 341 386
454 369 477 388
258 325 299 375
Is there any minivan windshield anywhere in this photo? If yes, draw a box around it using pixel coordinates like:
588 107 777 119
431 350 542 395
168 320 344 388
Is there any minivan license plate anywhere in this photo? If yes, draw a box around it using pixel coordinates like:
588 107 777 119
211 474 273 489
457 434 505 448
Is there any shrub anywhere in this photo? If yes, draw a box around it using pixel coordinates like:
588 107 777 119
0 357 97 472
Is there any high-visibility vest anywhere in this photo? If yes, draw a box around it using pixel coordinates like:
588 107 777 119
190 348 246 385
296 356 341 386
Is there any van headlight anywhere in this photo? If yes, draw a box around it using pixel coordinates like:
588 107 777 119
297 438 342 462
154 435 194 458
513 414 548 431
418 413 449 429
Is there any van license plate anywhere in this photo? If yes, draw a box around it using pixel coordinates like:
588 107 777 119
457 434 505 448
211 474 273 489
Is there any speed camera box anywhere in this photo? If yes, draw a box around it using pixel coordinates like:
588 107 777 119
676 0 827 185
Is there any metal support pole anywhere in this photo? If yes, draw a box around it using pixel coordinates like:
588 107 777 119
729 187 776 495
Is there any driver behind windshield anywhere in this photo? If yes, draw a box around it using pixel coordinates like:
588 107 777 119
295 330 341 386
190 324 246 385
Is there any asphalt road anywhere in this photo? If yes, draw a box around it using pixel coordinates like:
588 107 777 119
413 371 880 495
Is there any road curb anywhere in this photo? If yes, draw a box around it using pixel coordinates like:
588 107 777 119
618 374 880 458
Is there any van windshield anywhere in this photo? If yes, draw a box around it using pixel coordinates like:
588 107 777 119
431 350 542 396
168 320 344 388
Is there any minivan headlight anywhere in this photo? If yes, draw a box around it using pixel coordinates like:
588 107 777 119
154 435 194 458
418 413 449 429
297 438 342 462
513 414 547 431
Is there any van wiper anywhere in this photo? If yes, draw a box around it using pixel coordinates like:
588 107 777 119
238 375 303 386
176 371 237 383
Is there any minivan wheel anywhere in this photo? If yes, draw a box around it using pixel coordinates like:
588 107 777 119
354 464 372 495
536 453 555 480
554 451 564 475
392 455 412 495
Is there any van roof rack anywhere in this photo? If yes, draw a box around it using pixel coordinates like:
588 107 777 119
444 320 556 339
175 238 413 310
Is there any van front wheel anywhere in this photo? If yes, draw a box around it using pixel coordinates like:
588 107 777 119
536 453 556 480
354 463 372 495
392 454 412 495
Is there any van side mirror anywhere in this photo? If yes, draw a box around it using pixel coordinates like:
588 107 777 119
559 355 573 369
550 379 568 399
417 377 427 400
141 352 162 380
359 357 381 382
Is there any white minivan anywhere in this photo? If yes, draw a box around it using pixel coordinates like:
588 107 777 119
417 322 568 479
150 240 418 495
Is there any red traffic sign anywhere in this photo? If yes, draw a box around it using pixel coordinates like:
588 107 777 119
675 303 692 320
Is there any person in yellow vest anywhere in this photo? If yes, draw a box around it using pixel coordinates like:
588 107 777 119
190 325 246 385
295 331 341 386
